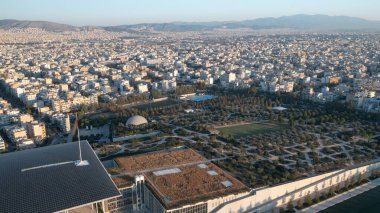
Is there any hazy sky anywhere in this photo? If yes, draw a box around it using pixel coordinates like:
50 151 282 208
0 0 379 26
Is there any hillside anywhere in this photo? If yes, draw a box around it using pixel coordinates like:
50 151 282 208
1 15 380 32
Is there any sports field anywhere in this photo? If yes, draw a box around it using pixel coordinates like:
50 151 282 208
135 100 178 110
320 185 380 213
217 122 283 138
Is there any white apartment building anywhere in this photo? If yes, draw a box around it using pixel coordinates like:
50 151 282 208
52 113 71 133
0 136 6 152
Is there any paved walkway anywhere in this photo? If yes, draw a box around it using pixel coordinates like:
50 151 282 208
112 131 160 142
300 178 380 213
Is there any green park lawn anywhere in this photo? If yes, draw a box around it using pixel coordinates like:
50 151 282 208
135 100 178 110
217 122 284 138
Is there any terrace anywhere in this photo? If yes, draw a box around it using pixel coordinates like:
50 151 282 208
112 175 135 189
114 148 204 174
112 148 250 209
144 162 250 209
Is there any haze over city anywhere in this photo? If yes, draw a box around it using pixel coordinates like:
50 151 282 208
1 0 380 25
0 1 380 213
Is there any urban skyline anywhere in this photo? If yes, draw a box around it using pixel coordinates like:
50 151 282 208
0 1 380 213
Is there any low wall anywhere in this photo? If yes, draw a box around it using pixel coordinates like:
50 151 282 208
179 93 197 99
214 159 380 213
112 131 160 142
152 97 169 102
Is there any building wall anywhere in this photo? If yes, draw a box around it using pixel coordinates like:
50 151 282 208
27 122 46 139
63 115 71 133
109 176 146 213
207 192 249 212
109 161 380 213
108 187 134 213
19 114 34 125
144 185 166 213
165 192 249 213
214 160 380 213
143 183 248 213
0 137 6 152
12 128 28 140
168 203 208 213
52 114 71 133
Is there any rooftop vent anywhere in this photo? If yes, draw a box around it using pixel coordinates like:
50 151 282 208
207 170 218 176
222 181 233 188
153 168 181 176
197 164 208 169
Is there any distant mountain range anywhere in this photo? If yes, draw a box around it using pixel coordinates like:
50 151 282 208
0 19 78 31
1 15 380 32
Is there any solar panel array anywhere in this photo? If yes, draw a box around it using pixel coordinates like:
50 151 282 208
0 141 121 213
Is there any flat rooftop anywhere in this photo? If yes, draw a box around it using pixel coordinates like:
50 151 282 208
114 148 204 174
145 162 249 209
0 141 121 213
114 148 249 209
112 175 135 189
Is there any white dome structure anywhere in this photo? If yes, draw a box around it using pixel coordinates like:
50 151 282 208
126 115 148 126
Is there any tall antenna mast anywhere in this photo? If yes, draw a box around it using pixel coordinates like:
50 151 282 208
77 113 82 161
21 113 89 172
75 113 89 166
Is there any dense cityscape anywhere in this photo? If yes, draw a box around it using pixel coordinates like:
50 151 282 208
1 1 380 213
